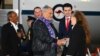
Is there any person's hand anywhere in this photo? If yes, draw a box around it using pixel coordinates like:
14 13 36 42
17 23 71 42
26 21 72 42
61 38 67 45
57 39 67 46
57 39 62 46
17 29 26 39
17 32 22 38
64 38 70 47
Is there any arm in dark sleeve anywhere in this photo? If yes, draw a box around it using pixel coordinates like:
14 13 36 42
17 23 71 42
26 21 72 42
1 26 10 55
58 21 64 39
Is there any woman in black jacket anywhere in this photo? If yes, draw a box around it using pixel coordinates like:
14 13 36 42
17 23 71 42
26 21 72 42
65 11 91 56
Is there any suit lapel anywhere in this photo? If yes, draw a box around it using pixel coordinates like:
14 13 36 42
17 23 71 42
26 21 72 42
8 22 18 36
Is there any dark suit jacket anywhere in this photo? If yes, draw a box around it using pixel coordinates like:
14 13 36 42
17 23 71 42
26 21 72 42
1 22 25 56
59 17 72 39
66 24 86 56
32 20 57 56
59 17 72 56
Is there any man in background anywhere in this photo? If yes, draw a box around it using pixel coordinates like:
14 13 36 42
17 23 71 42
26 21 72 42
1 11 25 56
33 7 42 19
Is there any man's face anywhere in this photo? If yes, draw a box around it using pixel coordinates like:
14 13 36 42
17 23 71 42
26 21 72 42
34 8 42 18
9 12 18 24
63 7 72 17
47 9 53 20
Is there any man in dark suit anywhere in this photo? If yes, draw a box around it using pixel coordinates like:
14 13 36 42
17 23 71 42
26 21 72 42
58 3 73 56
32 5 67 56
1 11 25 56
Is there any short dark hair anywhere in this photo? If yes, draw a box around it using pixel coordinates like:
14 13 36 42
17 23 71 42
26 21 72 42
7 11 16 21
63 3 73 10
7 11 16 16
33 6 41 13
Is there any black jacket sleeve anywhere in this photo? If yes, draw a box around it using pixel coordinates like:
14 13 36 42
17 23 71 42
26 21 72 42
1 25 10 55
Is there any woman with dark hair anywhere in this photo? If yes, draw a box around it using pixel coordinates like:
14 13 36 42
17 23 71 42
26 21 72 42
72 11 91 46
65 10 91 56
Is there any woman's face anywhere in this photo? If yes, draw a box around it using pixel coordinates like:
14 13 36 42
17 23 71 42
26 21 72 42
71 16 77 26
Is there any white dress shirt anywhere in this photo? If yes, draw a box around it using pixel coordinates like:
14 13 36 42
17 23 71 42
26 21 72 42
10 21 18 32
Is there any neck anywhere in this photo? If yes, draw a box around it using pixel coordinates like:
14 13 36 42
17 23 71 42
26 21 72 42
43 15 49 20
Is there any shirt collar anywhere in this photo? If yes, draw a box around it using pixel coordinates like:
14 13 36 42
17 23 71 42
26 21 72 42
10 21 18 32
66 16 70 19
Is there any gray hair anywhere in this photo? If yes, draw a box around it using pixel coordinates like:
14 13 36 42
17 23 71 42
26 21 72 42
42 5 52 12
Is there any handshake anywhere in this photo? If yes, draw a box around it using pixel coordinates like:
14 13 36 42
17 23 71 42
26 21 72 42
57 38 69 46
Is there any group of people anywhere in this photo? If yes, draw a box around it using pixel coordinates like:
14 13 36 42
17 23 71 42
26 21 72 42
1 3 91 56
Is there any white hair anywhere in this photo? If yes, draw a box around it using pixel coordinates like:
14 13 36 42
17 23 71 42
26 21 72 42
42 5 52 12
